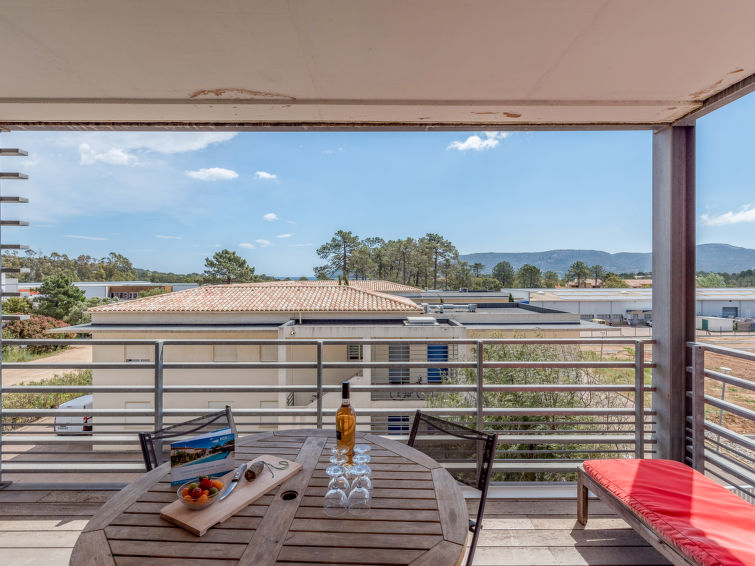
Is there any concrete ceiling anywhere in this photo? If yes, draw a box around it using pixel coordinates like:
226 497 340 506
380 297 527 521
2 1 755 130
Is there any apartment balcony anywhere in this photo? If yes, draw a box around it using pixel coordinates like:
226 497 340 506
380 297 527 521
1 337 752 565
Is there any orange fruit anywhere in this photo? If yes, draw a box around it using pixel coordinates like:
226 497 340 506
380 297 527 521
182 488 190 497
212 480 224 489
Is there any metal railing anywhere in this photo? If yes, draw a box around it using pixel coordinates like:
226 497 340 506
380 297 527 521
687 342 755 502
0 337 655 482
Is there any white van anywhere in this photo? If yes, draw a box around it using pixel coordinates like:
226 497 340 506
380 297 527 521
54 394 93 434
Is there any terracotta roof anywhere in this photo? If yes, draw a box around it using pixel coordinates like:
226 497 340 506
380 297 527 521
87 283 423 313
244 279 421 293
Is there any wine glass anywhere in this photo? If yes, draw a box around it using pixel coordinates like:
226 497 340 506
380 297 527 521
351 452 371 480
324 452 349 517
348 482 370 515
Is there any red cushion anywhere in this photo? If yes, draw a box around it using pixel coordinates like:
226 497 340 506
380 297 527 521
583 459 755 566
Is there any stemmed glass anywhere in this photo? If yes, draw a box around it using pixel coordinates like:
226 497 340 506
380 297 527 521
348 444 372 514
324 446 349 516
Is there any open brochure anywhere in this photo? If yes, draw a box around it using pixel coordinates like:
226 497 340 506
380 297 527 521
170 427 236 485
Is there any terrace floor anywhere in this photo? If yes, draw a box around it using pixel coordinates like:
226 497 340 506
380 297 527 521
0 484 670 566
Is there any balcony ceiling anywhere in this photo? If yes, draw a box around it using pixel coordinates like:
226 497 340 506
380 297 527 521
1 0 755 130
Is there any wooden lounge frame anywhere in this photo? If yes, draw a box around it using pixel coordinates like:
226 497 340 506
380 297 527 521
577 464 693 566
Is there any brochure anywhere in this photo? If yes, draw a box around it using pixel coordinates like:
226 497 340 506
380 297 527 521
170 427 236 485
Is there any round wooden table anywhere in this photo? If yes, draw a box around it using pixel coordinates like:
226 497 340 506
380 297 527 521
71 429 468 566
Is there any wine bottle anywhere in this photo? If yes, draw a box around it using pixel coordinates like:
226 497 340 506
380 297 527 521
335 381 356 463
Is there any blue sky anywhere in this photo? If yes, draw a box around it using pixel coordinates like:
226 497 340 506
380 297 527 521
0 93 754 277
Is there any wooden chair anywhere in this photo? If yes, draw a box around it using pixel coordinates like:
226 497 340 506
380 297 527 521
138 405 237 471
408 410 498 566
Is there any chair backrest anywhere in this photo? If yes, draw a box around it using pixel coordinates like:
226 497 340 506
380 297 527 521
408 410 497 491
138 405 237 471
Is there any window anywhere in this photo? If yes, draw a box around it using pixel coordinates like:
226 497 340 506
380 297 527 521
427 344 448 384
388 343 410 384
125 345 152 362
347 344 363 361
387 415 409 434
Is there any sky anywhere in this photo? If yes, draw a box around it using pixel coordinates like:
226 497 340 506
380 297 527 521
0 93 754 277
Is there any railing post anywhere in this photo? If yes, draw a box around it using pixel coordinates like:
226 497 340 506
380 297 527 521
316 341 323 429
634 340 645 459
154 340 164 464
0 336 7 489
692 344 706 473
476 340 484 432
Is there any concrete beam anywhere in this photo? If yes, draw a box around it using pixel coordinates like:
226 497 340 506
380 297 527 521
652 126 696 461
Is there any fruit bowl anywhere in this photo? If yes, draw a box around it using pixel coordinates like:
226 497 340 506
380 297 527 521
177 476 224 510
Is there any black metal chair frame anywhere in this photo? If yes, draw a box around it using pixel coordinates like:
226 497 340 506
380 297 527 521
138 405 237 471
408 410 498 566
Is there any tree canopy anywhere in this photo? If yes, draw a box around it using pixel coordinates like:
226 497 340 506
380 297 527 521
492 261 515 287
36 275 87 321
516 264 543 288
203 249 256 284
566 261 590 287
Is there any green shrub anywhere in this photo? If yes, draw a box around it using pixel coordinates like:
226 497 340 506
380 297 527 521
1 370 92 431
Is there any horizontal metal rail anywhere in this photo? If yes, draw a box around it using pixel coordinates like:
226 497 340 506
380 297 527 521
1 336 655 480
687 341 755 498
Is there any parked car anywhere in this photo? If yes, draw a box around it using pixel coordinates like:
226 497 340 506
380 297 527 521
54 394 93 434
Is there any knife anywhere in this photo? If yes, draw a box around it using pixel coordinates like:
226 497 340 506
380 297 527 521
219 462 247 501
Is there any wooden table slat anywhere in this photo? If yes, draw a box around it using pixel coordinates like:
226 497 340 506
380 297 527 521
71 429 466 566
238 435 328 566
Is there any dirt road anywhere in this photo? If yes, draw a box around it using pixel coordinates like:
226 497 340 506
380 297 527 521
1 345 92 386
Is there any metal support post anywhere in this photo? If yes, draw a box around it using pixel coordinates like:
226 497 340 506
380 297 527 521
153 341 164 464
634 340 645 459
476 341 484 432
652 125 696 461
316 341 323 429
692 345 706 473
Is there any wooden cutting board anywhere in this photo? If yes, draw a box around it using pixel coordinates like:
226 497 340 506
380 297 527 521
160 454 302 536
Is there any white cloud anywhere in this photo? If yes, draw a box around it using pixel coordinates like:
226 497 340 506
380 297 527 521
263 212 278 221
255 171 277 180
155 234 182 240
185 167 239 181
700 204 755 226
276 233 294 238
448 131 510 151
79 144 137 166
239 242 255 249
255 239 272 247
64 234 108 241
73 133 237 166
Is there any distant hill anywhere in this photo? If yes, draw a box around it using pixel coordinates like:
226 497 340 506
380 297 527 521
460 244 755 275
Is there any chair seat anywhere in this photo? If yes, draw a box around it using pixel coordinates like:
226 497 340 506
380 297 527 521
583 459 755 566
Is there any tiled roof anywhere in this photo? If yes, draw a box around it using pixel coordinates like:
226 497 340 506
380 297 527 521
243 279 421 293
88 283 423 313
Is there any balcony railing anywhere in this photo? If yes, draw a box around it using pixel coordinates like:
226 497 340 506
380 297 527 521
0 336 677 483
687 341 755 502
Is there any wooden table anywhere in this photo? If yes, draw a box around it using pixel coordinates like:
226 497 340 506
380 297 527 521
70 429 468 566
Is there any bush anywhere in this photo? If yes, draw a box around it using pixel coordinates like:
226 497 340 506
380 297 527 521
1 296 34 314
2 315 74 353
1 370 92 432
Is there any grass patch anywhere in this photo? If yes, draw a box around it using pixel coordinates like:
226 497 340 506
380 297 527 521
1 370 92 431
1 345 69 363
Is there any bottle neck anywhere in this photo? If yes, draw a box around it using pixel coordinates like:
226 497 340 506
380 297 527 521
341 398 351 407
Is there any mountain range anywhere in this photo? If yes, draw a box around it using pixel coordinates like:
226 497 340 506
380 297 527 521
460 244 755 276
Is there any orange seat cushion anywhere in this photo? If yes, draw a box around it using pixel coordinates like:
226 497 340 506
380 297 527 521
583 459 755 566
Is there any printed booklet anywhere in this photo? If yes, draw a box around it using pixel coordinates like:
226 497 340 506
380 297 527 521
170 427 236 485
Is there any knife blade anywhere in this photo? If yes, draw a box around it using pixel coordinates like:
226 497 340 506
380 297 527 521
219 462 247 501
